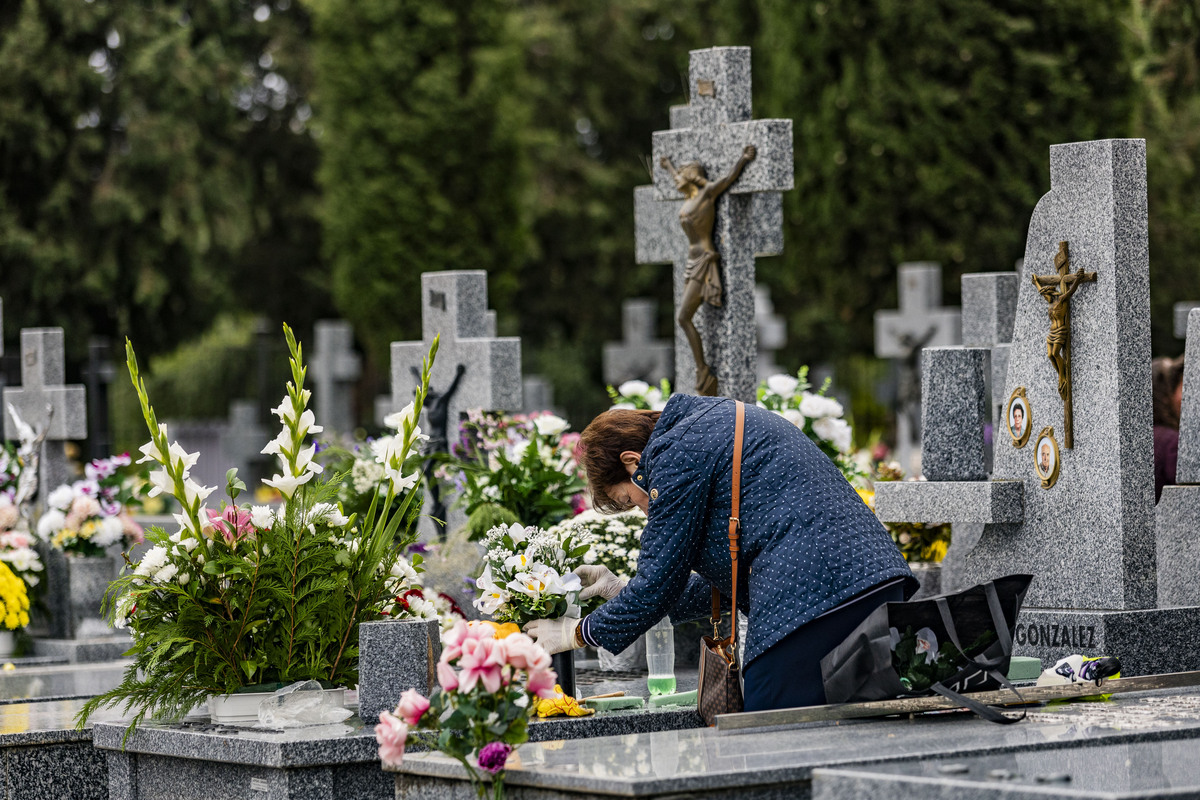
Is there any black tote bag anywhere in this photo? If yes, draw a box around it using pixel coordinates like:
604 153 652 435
820 574 1033 724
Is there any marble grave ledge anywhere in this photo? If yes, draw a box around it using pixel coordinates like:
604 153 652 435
390 686 1200 800
873 480 1024 524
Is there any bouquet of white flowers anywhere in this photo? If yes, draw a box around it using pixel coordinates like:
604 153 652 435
549 508 645 582
757 367 864 483
473 523 590 625
607 379 671 411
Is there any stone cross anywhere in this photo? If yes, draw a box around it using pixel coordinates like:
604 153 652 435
635 46 792 402
1175 302 1200 339
391 271 521 540
875 141 1200 678
601 299 673 386
754 284 786 381
961 271 1019 434
873 262 962 476
309 320 362 436
2 329 86 499
221 399 268 489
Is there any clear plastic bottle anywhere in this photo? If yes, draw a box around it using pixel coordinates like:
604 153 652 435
645 616 676 696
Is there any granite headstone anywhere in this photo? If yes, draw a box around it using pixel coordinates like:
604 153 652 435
310 320 362 436
874 263 962 476
601 299 673 386
390 271 521 540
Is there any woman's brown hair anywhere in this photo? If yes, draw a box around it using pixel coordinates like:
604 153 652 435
578 409 661 513
1153 355 1185 429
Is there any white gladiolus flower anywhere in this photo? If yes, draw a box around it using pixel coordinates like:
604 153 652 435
146 468 174 498
264 471 314 498
166 442 200 474
182 478 216 505
385 468 420 494
766 374 799 399
799 392 844 420
260 430 291 457
250 506 274 529
37 509 66 539
47 485 76 511
533 415 569 437
383 402 418 432
136 428 169 464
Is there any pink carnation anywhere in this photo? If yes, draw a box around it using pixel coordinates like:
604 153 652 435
437 659 459 692
526 667 559 699
374 710 408 768
395 689 430 726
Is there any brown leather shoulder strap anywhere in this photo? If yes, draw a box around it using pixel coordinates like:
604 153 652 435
711 400 745 663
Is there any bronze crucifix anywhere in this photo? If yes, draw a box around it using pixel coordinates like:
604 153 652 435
1032 241 1096 449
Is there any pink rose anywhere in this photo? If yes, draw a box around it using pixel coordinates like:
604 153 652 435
437 659 459 692
526 667 559 699
441 620 495 664
395 689 430 726
499 633 551 673
458 637 503 694
374 710 408 768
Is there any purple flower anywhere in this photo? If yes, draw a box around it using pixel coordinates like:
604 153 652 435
476 742 512 774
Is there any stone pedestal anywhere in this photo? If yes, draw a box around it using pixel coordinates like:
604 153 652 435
34 552 131 663
358 619 441 725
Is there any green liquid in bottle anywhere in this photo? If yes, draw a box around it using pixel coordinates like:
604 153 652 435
647 675 677 696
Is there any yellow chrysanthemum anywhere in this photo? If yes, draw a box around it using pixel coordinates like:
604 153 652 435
855 488 876 510
79 520 97 540
925 540 949 563
0 563 31 631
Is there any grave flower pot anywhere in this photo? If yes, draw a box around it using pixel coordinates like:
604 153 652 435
0 630 15 658
208 686 347 725
551 649 576 698
62 553 120 639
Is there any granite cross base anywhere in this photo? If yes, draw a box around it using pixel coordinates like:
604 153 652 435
358 619 441 725
391 686 1200 800
1011 607 1200 677
814 737 1200 800
94 703 702 800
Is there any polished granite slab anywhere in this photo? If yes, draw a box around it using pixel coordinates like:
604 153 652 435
0 659 131 704
390 687 1200 799
814 736 1200 799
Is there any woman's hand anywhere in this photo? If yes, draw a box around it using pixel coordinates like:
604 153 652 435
523 617 581 655
576 565 627 601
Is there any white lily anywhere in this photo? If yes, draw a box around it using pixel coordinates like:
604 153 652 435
766 373 799 399
533 414 569 437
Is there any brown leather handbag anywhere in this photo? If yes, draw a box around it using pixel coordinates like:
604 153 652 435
697 400 746 726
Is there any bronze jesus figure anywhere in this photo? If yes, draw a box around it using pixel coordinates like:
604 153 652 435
660 145 757 396
1032 241 1096 449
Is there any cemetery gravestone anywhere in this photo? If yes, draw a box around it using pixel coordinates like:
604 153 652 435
1158 307 1200 606
754 283 786 381
602 299 673 386
1175 301 1200 340
635 46 792 402
390 271 521 540
875 139 1200 676
2 328 87 498
82 337 115 462
520 374 558 415
310 319 362 436
221 399 268 489
874 263 962 477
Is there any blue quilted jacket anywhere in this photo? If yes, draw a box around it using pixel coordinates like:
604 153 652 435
580 394 915 666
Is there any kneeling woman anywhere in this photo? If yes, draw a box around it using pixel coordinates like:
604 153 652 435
526 394 916 711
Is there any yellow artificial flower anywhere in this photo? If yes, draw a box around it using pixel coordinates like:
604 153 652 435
855 488 875 510
0 563 31 631
483 621 521 639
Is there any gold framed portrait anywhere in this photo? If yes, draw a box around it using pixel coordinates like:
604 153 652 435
1006 387 1032 448
1034 426 1061 489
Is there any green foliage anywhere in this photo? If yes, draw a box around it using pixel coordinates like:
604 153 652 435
306 0 532 366
76 326 437 737
0 0 328 363
751 0 1137 364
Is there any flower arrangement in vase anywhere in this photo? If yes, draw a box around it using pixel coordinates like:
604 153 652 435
438 411 586 540
77 325 437 736
473 523 590 624
375 620 558 799
548 508 644 582
756 368 865 483
36 454 146 556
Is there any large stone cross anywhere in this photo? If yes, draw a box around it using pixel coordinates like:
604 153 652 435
634 46 792 402
602 299 673 386
754 283 787 381
390 271 521 540
2 328 87 500
310 320 362 435
873 262 962 476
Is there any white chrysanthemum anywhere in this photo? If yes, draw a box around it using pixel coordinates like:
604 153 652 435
135 546 169 578
351 460 384 494
799 392 844 420
782 408 805 428
617 380 650 397
813 416 852 453
47 485 76 511
533 415 569 437
36 509 66 539
250 505 275 529
92 516 125 547
766 374 799 399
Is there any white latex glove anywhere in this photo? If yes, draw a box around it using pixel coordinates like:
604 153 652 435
576 564 628 602
523 616 582 655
